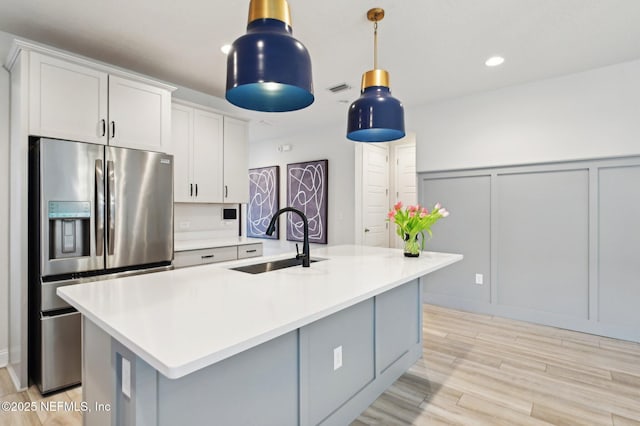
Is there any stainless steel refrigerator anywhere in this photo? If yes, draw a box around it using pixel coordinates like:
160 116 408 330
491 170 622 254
28 138 174 394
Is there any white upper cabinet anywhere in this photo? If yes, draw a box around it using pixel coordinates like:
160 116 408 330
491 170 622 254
29 52 108 144
27 49 173 152
170 102 248 204
171 104 193 203
108 75 171 152
192 109 224 203
171 103 224 203
223 117 249 203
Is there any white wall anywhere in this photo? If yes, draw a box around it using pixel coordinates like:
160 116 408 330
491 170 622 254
248 126 356 246
0 30 15 367
0 49 10 367
413 59 640 172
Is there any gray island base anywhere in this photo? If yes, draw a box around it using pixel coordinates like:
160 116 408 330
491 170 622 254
60 245 463 425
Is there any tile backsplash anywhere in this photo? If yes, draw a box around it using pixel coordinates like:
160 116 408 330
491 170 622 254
174 203 240 241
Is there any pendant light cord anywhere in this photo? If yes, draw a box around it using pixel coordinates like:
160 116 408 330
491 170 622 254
373 21 378 69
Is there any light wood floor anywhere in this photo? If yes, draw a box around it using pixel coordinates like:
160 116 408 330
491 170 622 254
0 373 82 426
1 304 639 425
354 304 640 426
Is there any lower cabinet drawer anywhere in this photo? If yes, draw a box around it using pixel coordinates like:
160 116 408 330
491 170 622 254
237 243 263 259
174 246 238 268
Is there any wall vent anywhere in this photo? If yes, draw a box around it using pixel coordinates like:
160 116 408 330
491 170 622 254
327 83 351 93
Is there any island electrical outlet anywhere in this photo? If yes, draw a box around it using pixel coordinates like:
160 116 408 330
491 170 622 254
475 273 484 285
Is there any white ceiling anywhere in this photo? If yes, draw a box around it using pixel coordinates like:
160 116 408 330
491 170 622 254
2 0 640 142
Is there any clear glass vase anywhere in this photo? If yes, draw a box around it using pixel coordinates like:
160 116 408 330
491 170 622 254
403 234 421 257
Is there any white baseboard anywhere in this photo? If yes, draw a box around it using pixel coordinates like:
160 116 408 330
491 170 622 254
6 362 27 392
0 349 7 367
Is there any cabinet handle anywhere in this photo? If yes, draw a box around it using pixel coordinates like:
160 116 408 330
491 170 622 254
190 184 193 197
201 255 214 259
101 119 106 137
195 184 198 197
110 121 116 138
245 249 257 253
225 185 228 198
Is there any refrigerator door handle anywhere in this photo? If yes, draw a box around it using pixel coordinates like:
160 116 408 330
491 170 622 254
95 159 105 257
107 160 116 255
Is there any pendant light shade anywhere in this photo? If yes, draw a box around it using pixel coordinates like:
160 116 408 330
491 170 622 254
347 8 405 142
226 0 314 112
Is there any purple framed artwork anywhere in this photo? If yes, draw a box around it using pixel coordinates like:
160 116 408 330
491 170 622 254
286 159 328 244
247 166 280 239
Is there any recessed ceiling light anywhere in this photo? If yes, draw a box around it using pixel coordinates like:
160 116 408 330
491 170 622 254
485 56 505 67
220 44 232 55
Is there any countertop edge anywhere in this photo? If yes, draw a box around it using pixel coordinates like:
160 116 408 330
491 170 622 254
58 249 463 379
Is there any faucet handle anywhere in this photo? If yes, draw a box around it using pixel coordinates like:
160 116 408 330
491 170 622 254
295 243 307 260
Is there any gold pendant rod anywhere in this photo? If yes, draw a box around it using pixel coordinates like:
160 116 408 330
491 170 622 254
367 8 385 70
373 22 378 70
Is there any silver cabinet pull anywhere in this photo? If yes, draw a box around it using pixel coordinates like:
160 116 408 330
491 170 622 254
95 159 104 256
107 160 116 255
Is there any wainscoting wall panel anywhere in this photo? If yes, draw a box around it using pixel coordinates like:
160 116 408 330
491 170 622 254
420 176 491 303
419 157 640 343
598 165 640 328
496 170 589 318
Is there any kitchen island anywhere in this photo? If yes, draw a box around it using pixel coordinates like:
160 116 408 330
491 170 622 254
58 245 462 426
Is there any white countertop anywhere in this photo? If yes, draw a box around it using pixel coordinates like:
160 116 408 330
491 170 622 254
58 245 462 379
174 237 260 252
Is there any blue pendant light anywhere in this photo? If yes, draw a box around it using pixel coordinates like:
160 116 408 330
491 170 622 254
226 0 314 112
347 8 405 142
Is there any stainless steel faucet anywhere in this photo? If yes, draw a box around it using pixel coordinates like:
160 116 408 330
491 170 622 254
266 207 310 267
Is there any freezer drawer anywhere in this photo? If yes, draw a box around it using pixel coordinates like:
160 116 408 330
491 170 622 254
40 311 82 393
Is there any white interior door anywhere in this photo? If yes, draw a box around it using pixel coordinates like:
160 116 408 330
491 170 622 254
391 141 417 248
362 144 389 247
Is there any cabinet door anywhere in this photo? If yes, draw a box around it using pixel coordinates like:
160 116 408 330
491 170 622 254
222 117 249 203
192 109 224 203
108 75 171 152
29 52 108 144
171 104 194 202
300 299 375 425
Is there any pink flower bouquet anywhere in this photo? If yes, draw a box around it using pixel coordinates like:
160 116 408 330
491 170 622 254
387 201 449 256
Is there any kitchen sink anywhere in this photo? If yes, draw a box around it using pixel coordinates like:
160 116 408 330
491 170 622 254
231 257 324 274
